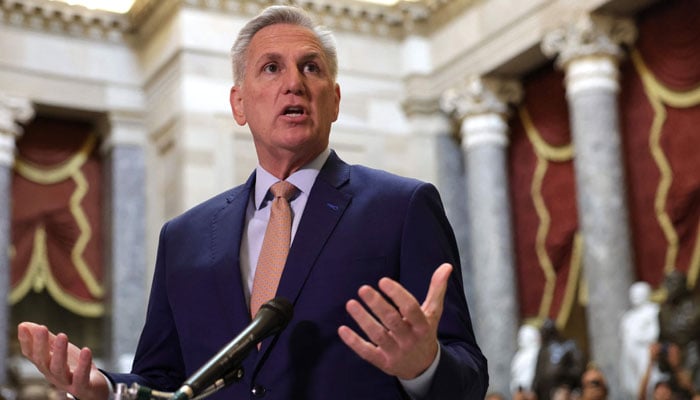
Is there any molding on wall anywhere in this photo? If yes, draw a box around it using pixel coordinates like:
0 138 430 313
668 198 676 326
0 0 131 41
0 0 479 42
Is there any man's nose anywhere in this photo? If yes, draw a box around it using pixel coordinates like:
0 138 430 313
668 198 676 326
283 69 305 95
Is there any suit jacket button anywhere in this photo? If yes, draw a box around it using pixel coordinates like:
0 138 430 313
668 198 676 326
251 384 266 398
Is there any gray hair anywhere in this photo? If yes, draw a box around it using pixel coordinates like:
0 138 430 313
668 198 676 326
231 5 338 85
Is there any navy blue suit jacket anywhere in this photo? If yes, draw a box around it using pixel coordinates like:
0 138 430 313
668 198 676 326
108 151 488 399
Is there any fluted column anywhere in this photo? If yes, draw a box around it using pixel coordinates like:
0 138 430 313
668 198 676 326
542 14 637 398
401 27 477 309
0 93 34 385
100 111 147 372
403 97 476 311
441 77 522 396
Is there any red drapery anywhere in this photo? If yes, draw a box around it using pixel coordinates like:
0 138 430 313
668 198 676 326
509 66 579 326
10 115 104 317
620 0 700 287
508 0 700 328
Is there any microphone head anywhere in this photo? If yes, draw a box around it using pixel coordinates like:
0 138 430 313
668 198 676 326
257 297 294 331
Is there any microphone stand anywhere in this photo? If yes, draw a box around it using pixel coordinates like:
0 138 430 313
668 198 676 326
113 297 292 400
113 382 169 400
113 367 244 400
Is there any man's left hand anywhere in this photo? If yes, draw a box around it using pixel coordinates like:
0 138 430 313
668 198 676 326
338 263 453 380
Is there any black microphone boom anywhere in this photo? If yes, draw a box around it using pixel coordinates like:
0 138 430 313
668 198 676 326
171 297 293 400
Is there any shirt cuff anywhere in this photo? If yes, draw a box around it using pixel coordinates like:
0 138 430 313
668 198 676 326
398 343 441 399
100 370 116 400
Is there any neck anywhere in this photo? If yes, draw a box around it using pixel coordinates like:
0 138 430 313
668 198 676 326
258 148 324 180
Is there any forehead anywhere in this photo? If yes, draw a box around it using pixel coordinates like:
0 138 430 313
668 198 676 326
584 370 604 380
248 23 324 58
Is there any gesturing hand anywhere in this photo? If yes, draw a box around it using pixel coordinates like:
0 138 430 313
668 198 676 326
337 263 453 380
17 322 110 400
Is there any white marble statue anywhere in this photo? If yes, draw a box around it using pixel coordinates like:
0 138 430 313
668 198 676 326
511 324 541 394
620 281 660 398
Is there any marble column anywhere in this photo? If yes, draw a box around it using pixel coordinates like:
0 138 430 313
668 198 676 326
441 77 522 396
0 94 34 385
542 14 637 398
403 98 476 311
100 111 148 372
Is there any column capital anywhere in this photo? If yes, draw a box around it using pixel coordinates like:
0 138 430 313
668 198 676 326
99 110 147 154
440 76 522 121
441 77 522 150
403 96 442 117
0 94 34 138
542 13 637 69
0 93 34 167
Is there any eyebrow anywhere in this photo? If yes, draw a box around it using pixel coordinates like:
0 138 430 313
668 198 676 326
257 52 283 65
298 52 322 64
256 51 324 66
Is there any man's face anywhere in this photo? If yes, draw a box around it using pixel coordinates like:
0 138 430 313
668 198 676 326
230 23 341 169
652 382 672 400
581 370 608 400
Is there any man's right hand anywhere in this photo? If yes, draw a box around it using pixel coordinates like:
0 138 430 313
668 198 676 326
17 322 110 400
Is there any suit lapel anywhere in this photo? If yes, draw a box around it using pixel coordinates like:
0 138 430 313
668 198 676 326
254 153 351 358
275 152 351 309
211 173 256 332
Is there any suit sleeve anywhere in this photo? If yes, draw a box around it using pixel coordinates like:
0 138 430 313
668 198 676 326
399 182 489 399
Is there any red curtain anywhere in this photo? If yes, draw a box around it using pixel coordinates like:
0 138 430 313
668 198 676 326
620 0 700 287
10 115 104 317
509 66 579 324
508 0 700 327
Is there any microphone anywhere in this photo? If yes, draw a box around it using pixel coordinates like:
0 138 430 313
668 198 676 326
171 297 293 400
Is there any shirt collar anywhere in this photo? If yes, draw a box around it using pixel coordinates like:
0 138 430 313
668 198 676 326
254 148 331 210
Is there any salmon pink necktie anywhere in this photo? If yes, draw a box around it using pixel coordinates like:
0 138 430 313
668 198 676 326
250 180 298 318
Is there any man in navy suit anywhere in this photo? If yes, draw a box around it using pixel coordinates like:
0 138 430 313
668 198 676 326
18 5 488 399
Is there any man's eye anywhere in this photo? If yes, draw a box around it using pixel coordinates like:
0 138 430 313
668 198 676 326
263 63 279 73
303 63 320 74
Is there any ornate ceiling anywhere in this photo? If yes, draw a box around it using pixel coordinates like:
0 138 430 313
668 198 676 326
0 0 477 41
48 0 420 12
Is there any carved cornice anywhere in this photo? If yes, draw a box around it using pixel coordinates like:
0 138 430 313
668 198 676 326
0 0 131 41
159 0 463 37
1 0 477 41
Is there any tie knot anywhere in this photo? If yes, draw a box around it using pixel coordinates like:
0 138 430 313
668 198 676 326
270 180 298 201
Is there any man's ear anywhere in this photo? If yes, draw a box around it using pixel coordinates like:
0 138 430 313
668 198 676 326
230 86 246 126
332 83 341 122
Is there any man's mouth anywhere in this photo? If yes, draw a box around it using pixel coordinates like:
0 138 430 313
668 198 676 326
283 106 305 117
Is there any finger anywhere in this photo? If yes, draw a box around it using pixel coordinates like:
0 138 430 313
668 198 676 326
421 263 453 321
33 326 52 372
17 323 35 359
49 333 72 385
345 298 398 352
377 277 427 332
337 325 385 367
18 322 50 359
72 347 93 395
357 285 411 337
